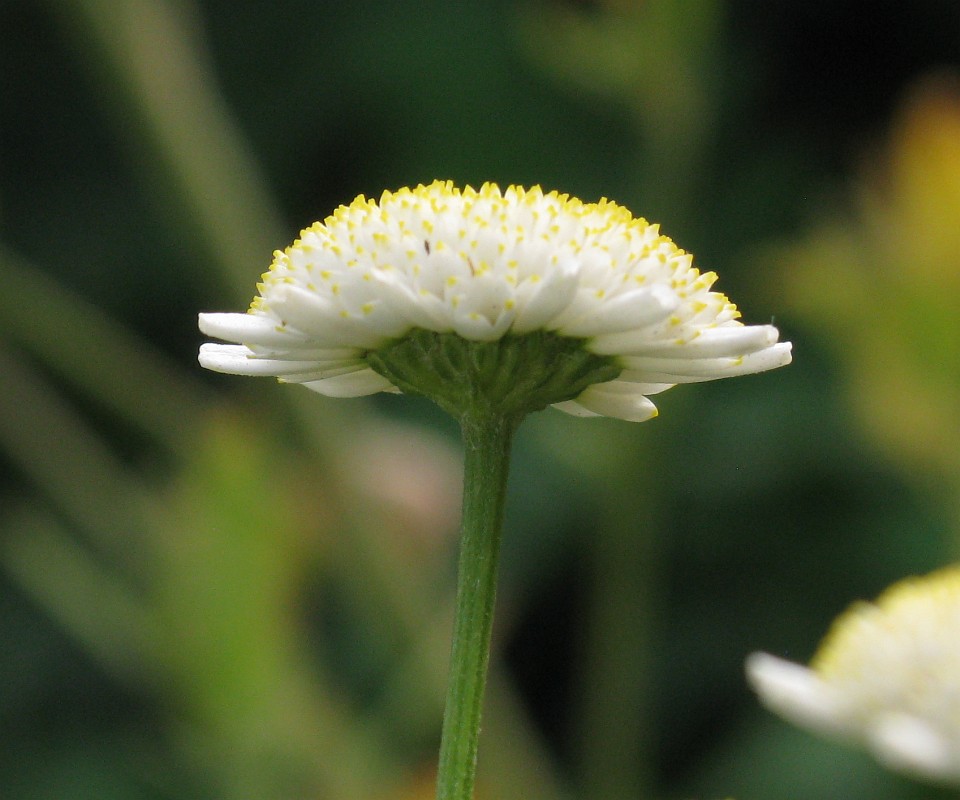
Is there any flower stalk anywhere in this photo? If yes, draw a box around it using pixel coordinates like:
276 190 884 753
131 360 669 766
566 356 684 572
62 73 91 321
436 409 519 800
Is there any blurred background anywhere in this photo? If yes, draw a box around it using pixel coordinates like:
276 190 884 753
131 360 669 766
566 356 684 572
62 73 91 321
2 0 960 798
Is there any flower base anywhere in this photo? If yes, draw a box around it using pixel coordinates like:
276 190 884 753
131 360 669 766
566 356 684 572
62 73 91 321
367 329 621 421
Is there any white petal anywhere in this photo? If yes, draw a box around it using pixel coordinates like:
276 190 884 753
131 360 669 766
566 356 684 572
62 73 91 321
745 653 847 736
451 275 517 340
511 263 579 334
371 270 452 330
556 284 679 338
198 344 363 379
277 361 375 383
604 324 781 358
620 342 793 382
451 311 512 341
551 399 603 417
574 381 659 422
198 344 275 375
333 281 411 338
269 285 389 349
612 379 675 395
301 368 395 397
868 712 958 781
199 312 303 347
246 345 363 361
747 341 793 370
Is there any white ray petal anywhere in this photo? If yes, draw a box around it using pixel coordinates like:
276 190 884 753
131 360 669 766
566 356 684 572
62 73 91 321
551 399 603 417
199 312 304 346
302 368 396 397
604 324 780 358
557 284 679 338
370 269 452 330
574 381 659 422
511 263 579 334
745 653 846 735
269 285 391 349
869 712 957 780
198 344 361 378
621 343 792 381
610 378 675 395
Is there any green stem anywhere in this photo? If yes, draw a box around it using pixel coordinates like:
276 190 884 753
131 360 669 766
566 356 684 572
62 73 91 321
436 410 519 800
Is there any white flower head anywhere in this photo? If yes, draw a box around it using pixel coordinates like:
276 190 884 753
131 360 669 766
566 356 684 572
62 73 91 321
199 181 791 421
747 565 960 786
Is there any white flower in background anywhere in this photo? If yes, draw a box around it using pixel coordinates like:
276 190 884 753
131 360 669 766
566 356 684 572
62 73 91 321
747 565 960 786
199 181 791 421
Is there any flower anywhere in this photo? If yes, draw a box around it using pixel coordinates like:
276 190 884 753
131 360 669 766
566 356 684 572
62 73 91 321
746 565 960 785
199 181 791 421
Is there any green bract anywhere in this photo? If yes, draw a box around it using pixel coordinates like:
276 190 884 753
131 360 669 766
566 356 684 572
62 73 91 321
368 330 620 421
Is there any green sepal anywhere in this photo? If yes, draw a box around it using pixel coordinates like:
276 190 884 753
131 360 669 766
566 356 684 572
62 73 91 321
367 329 620 421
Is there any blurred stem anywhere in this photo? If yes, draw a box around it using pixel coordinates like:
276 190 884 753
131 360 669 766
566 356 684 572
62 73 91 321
512 0 720 224
437 411 519 800
2 507 157 684
577 503 658 799
479 666 570 800
574 437 658 800
0 244 211 457
0 341 157 559
45 0 286 303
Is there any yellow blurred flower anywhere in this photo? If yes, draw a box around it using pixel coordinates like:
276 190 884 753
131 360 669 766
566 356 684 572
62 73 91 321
781 74 960 482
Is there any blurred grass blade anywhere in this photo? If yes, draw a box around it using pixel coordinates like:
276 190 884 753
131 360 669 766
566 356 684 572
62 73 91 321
159 409 388 799
44 0 287 302
481 667 570 800
530 417 660 800
574 491 660 800
0 341 158 557
2 506 157 685
0 244 209 456
512 0 721 217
